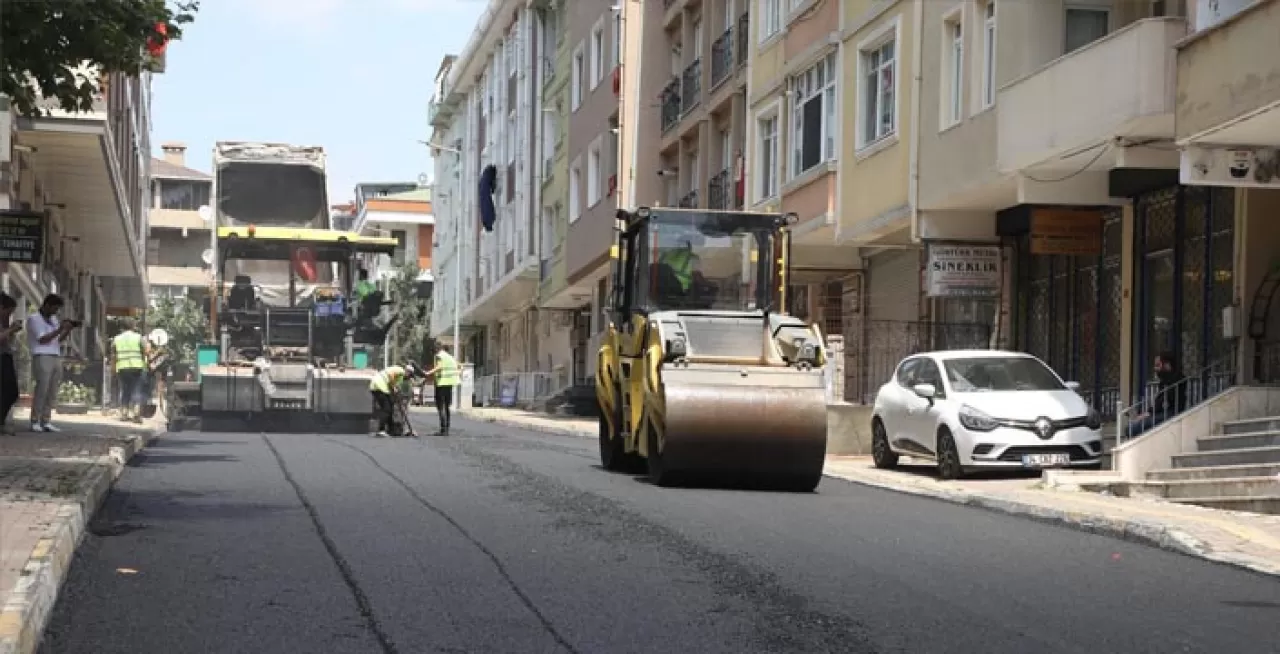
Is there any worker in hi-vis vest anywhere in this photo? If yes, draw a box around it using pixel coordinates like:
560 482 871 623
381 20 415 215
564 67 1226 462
369 361 423 437
658 244 699 293
110 318 150 424
424 343 460 435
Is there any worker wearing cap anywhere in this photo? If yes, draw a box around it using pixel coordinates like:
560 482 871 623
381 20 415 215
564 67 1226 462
424 343 459 435
369 362 419 437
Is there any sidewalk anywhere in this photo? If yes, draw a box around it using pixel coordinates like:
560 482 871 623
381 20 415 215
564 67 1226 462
0 409 161 654
457 407 1280 579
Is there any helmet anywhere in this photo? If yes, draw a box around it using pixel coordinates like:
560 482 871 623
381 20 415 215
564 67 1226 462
403 362 423 379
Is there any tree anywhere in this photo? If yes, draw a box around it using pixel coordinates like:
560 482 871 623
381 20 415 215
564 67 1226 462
386 262 435 366
144 296 209 369
1 0 200 117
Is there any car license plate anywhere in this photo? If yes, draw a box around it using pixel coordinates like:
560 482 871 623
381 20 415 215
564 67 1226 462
1021 452 1071 467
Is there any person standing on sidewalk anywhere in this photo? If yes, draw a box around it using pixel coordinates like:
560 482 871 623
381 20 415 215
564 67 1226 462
26 294 77 433
109 318 149 423
0 293 23 434
424 343 459 435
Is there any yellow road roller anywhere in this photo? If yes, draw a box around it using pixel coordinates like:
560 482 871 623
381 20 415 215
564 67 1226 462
595 207 829 491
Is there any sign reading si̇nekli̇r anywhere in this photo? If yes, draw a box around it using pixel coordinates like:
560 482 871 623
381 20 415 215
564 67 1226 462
0 210 45 264
926 243 1001 298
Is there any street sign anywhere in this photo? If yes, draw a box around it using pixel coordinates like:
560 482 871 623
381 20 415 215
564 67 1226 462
0 210 45 264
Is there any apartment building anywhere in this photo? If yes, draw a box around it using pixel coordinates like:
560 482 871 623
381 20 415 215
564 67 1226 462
352 182 434 283
147 142 213 304
428 0 542 378
2 69 154 372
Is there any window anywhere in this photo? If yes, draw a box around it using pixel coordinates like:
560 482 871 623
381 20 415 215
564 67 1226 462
981 1 996 109
572 44 585 110
569 158 582 222
611 9 623 68
157 180 211 211
591 22 605 89
789 51 837 178
588 138 602 206
859 32 897 148
391 229 407 266
685 148 700 198
759 0 781 42
719 127 733 171
1064 7 1108 54
692 15 704 57
942 14 963 126
754 105 780 201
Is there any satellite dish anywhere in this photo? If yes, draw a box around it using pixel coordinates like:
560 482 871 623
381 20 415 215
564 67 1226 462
418 173 430 186
201 248 214 265
197 205 213 223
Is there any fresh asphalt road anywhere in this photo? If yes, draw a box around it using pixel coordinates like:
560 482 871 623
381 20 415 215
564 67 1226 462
39 414 1280 654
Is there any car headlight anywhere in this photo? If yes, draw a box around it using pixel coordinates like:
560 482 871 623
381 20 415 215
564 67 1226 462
958 404 999 432
1085 407 1101 430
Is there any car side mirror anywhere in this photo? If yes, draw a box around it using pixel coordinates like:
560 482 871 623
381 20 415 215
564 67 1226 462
1064 381 1081 391
912 383 937 400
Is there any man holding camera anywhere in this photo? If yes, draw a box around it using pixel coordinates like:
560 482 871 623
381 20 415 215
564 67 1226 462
26 294 80 432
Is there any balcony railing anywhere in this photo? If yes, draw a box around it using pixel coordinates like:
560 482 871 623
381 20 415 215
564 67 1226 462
682 59 702 115
736 13 749 67
660 77 682 133
678 190 699 208
711 27 734 89
708 169 731 209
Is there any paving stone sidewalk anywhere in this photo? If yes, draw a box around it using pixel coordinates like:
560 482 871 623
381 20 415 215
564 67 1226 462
0 409 160 654
456 406 1280 579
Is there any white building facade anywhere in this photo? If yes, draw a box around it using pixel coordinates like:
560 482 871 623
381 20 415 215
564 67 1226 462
429 0 546 379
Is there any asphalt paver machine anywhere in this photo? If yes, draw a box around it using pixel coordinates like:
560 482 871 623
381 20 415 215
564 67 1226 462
595 207 829 491
172 225 399 433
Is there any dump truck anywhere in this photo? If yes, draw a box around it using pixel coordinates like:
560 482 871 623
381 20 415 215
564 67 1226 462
595 207 829 491
166 142 400 433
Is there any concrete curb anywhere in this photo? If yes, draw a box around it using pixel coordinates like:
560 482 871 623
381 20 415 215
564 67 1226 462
0 426 161 654
819 471 1280 580
459 411 1280 579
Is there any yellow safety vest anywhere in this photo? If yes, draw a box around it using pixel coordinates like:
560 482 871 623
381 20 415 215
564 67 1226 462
369 365 405 393
113 331 145 372
660 249 694 291
434 352 459 387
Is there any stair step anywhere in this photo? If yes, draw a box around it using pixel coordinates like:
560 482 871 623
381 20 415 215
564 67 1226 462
1140 476 1280 500
1221 416 1280 435
1198 431 1280 452
1173 445 1280 468
1148 462 1280 481
1167 494 1280 515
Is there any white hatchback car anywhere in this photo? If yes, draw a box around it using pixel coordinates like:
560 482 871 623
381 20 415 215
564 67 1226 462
871 350 1104 479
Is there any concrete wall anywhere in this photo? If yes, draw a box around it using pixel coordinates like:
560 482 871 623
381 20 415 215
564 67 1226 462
149 228 206 268
1175 0 1280 141
827 402 875 455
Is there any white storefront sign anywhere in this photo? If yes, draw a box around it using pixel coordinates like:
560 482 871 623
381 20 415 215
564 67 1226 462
926 244 1001 298
1180 145 1280 188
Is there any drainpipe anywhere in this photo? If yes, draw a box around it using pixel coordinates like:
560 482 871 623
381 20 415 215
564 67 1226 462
622 0 642 211
907 0 924 244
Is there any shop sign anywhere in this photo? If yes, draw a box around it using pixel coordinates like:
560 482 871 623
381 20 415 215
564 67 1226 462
0 210 45 264
926 244 1001 298
1030 208 1103 256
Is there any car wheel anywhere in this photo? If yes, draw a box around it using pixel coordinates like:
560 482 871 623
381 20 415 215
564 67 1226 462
871 418 898 469
936 429 965 480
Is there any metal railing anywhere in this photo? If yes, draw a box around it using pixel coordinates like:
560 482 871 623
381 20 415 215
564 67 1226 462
660 77 682 133
847 320 993 404
711 27 734 89
1114 357 1238 446
681 58 702 115
678 189 699 208
474 371 570 408
708 168 731 209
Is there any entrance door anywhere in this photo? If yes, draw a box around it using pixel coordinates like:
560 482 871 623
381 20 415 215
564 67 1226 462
1142 250 1176 372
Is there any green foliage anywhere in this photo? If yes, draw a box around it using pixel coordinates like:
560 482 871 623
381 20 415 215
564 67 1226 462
387 262 434 367
1 0 200 117
145 296 208 367
57 381 96 405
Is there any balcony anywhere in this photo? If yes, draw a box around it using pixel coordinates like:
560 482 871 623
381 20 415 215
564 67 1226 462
737 13 749 67
711 27 734 90
997 18 1186 173
660 77 682 133
1175 1 1280 146
708 168 731 209
681 58 702 115
678 190 699 208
